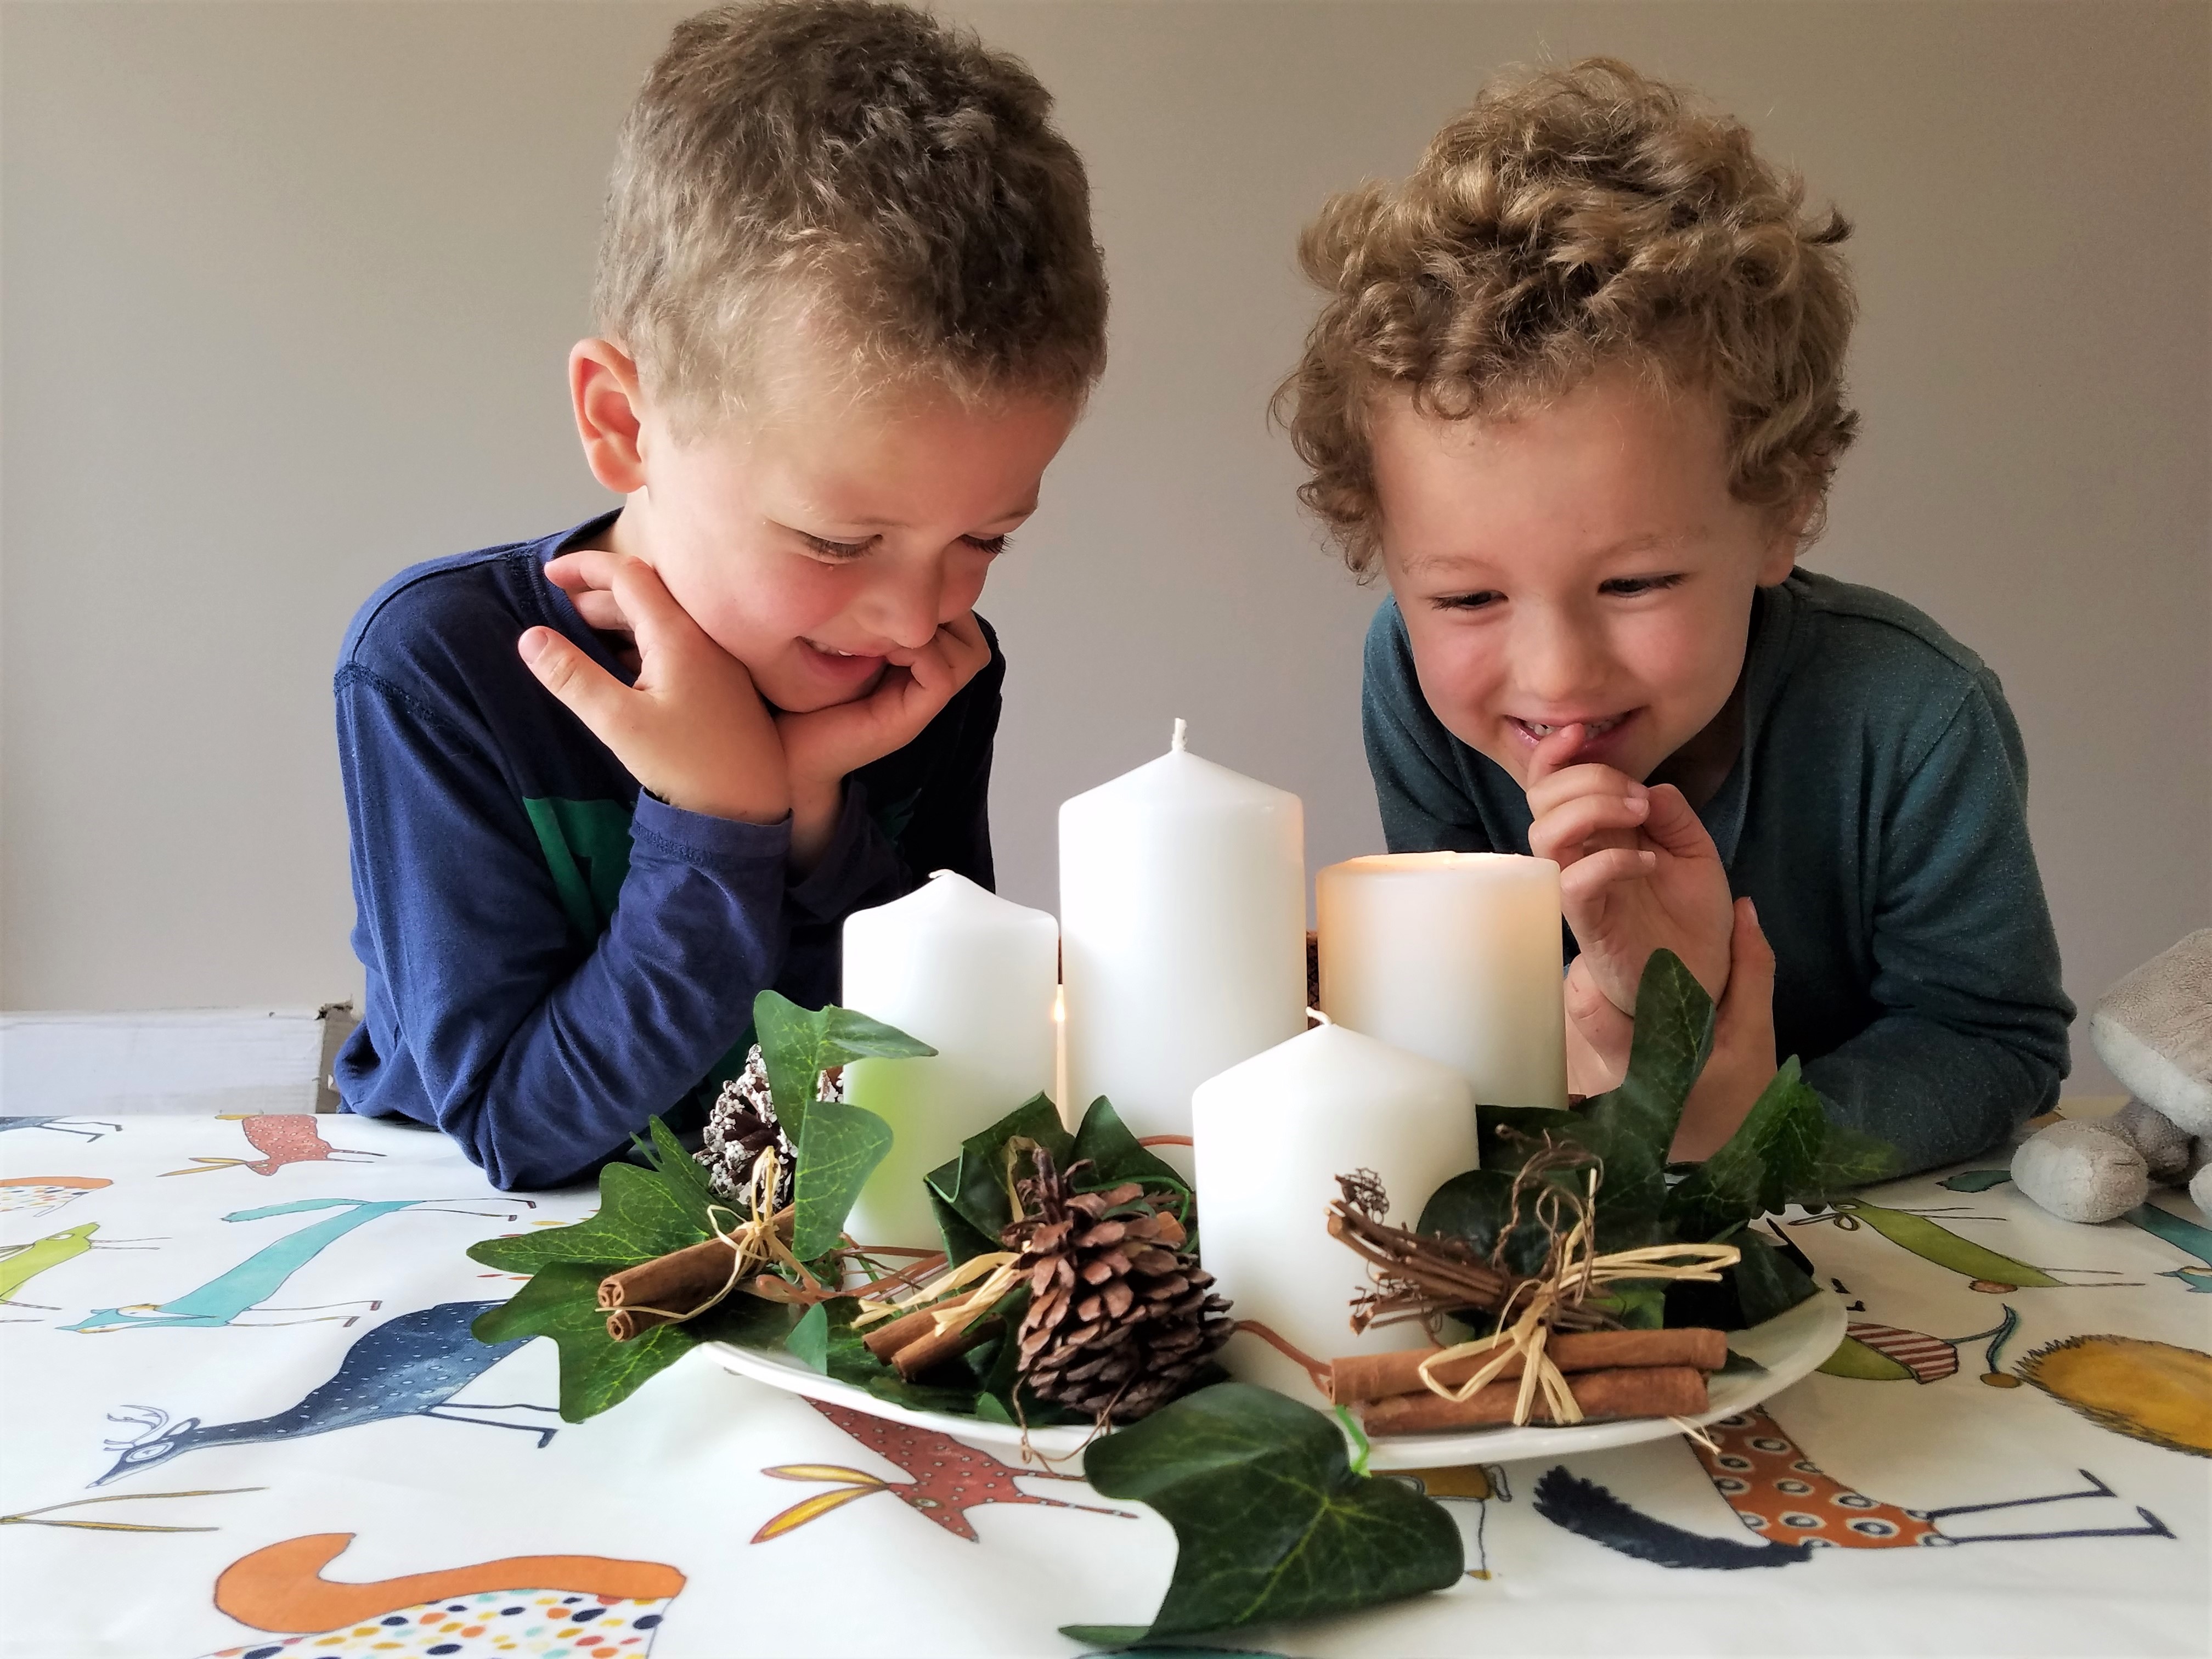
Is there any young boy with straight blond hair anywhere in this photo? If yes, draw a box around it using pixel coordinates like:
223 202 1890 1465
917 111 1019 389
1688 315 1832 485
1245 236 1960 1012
1280 59 2071 1172
335 0 1105 1189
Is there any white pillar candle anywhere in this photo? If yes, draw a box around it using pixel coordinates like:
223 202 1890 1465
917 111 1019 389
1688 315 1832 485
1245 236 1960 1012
1317 852 1567 1109
1059 721 1306 1147
841 871 1059 1249
1192 1022 1479 1403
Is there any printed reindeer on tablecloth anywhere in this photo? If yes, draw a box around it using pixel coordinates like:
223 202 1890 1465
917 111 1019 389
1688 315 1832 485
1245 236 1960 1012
1535 1404 2173 1568
0 1222 162 1319
0 1116 120 1143
65 1197 524 1333
162 1115 386 1179
94 1300 559 1486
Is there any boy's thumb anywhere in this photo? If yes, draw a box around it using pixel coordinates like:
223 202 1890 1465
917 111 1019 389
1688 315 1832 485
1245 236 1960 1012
519 627 626 738
1729 897 1776 995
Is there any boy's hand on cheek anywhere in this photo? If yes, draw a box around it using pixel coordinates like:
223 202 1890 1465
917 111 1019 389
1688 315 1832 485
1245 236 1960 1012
520 550 791 825
777 612 992 870
1669 900 1778 1162
1525 725 1733 1011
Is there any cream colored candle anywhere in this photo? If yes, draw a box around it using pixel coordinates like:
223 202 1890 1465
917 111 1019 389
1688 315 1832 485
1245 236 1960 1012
841 871 1059 1248
1317 852 1567 1109
1192 1022 1480 1403
1059 720 1306 1147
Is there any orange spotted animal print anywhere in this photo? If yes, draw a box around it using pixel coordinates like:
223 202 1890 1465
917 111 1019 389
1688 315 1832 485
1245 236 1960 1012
195 1533 682 1658
1694 1409 1939 1547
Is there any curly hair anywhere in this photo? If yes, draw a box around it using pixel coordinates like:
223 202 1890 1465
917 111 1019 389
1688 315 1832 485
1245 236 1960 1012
1276 58 1858 574
594 0 1107 429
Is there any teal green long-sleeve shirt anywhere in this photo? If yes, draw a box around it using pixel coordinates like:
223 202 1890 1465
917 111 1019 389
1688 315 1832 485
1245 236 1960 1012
1362 569 2073 1176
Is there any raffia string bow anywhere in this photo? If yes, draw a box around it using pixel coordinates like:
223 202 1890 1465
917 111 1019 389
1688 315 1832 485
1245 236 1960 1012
1329 1140 1740 1427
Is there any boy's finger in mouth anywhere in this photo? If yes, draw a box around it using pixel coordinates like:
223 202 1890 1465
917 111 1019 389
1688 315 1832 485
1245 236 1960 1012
1512 711 1635 765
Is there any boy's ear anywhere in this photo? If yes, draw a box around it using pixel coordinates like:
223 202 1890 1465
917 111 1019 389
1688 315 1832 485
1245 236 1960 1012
1757 495 1815 585
569 338 648 495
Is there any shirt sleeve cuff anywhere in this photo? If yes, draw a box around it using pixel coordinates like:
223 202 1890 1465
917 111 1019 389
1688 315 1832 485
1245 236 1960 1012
628 791 793 869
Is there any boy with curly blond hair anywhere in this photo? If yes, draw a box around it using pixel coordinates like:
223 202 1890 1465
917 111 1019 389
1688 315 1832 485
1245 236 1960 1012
1280 59 2070 1172
334 0 1104 1188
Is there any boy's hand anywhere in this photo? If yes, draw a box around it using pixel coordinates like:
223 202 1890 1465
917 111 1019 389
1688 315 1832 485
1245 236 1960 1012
520 550 791 825
1669 899 1779 1161
1564 954 1633 1095
1525 724 1734 1011
777 613 992 867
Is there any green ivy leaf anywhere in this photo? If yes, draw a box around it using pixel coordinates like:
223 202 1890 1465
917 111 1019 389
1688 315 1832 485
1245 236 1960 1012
1555 949 1714 1250
1729 1229 1820 1325
1064 1383 1463 1644
471 1261 693 1421
791 1093 897 1261
1417 1166 1560 1277
630 1115 724 1232
1474 1104 1576 1175
923 1093 1073 1252
753 990 935 1145
926 1184 1000 1267
1662 1058 1819 1240
1809 1117 1899 1199
466 1161 703 1276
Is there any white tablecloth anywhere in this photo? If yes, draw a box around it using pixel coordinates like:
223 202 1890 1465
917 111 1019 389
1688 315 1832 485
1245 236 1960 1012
2 1110 2205 1658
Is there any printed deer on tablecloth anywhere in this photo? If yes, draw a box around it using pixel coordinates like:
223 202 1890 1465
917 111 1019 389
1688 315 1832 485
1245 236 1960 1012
1 1222 162 1319
193 1533 684 1659
93 1300 560 1487
753 1401 1132 1542
1534 1405 2173 1569
0 1116 120 1142
161 1115 386 1178
64 1198 521 1333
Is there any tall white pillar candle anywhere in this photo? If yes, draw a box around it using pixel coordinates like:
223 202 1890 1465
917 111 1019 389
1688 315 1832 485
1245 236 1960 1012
1317 852 1567 1109
841 871 1059 1249
1060 721 1306 1146
1192 1022 1480 1403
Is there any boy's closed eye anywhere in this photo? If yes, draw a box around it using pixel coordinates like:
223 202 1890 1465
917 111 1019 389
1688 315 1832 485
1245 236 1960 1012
794 529 1013 560
1428 571 1688 611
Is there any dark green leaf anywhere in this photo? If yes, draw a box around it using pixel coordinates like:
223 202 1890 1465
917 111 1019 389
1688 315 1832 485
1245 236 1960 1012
466 1162 703 1276
927 1184 1000 1267
1068 1383 1462 1643
1663 1058 1820 1240
791 1094 896 1261
1729 1231 1819 1327
1072 1097 1194 1235
1417 1167 1558 1277
1809 1116 1899 1198
471 1261 692 1421
1474 1104 1576 1175
1554 950 1714 1250
1716 1348 1768 1376
686 1289 795 1351
923 1093 1073 1249
1584 1281 1667 1329
752 990 935 1145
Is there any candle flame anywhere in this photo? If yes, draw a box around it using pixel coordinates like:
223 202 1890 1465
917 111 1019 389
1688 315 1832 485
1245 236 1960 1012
1171 717 1188 752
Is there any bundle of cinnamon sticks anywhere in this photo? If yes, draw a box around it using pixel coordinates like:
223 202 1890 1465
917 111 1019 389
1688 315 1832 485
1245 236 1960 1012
595 1208 794 1341
1332 1326 1728 1434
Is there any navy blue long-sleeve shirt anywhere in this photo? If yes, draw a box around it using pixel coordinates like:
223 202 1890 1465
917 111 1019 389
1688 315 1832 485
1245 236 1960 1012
333 512 1001 1189
1362 570 2074 1176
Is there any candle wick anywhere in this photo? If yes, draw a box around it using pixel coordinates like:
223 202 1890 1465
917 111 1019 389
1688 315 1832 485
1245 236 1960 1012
1171 717 1188 752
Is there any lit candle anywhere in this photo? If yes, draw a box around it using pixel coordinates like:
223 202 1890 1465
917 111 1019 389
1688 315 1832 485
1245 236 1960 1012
1192 1022 1480 1402
1060 720 1306 1148
1317 852 1567 1108
841 871 1059 1248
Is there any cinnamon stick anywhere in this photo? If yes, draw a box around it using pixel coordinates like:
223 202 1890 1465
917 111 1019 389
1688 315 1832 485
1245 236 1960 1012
596 1209 795 1342
861 1305 945 1361
891 1315 1003 1380
1329 1327 1726 1404
1358 1364 1708 1434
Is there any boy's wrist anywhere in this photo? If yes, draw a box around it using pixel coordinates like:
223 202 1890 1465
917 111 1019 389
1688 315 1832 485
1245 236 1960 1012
787 776 847 873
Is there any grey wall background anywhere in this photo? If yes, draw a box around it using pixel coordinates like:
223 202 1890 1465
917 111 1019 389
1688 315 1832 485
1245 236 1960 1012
4 0 2207 1097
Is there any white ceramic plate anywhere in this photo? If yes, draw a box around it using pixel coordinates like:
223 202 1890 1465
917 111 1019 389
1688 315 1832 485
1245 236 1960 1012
702 1286 1844 1470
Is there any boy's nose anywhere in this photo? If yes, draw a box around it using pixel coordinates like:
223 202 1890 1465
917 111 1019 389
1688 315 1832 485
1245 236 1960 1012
1520 611 1605 703
870 556 947 651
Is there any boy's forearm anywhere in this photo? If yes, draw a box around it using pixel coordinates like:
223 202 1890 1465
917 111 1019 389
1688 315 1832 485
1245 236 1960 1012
1802 1017 2064 1180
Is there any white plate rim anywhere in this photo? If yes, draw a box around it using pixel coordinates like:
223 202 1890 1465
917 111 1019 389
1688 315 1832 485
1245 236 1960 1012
701 1286 1846 1470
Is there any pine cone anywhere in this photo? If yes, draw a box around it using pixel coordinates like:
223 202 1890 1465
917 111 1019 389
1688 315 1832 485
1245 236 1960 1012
696 1043 833 1209
1001 1149 1232 1424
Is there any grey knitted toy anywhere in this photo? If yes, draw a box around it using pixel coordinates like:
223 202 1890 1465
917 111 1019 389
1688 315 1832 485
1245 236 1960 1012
2011 929 2212 1223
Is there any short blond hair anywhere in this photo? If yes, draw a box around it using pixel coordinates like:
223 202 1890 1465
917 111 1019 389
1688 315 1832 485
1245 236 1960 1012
1278 58 1858 574
594 0 1107 427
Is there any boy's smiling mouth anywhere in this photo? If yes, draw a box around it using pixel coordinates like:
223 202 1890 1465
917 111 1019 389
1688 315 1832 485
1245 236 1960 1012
1505 710 1638 761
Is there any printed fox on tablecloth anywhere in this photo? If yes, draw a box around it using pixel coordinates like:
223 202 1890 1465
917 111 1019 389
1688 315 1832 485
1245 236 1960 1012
193 1534 682 1659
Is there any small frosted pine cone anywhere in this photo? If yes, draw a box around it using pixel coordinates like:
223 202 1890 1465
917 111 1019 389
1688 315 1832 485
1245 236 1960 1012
1001 1149 1232 1424
697 1046 795 1207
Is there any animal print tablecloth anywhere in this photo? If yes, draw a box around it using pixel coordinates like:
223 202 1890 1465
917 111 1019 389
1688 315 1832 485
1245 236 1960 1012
3 1110 2206 1658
